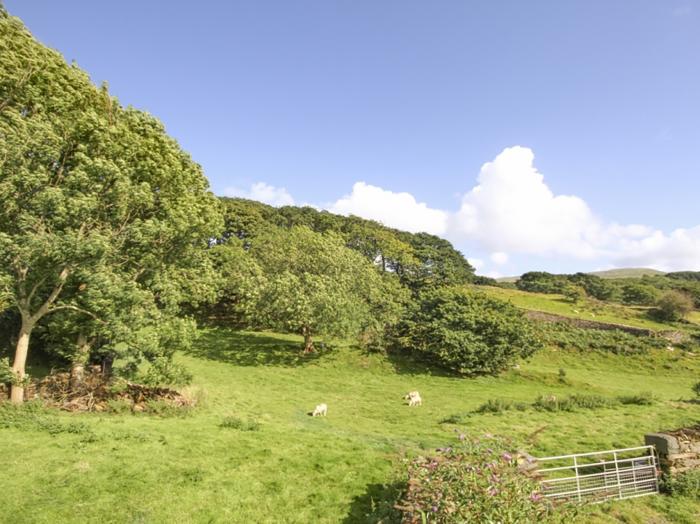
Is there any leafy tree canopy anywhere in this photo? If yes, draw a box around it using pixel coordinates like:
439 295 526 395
395 287 543 375
0 13 222 400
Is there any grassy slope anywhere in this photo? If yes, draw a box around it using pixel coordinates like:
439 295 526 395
1 329 700 523
477 285 686 332
588 268 666 279
496 268 666 283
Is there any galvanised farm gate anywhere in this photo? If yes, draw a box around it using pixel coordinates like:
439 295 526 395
534 445 659 503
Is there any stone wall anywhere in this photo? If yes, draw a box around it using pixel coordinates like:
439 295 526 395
645 426 700 474
524 309 688 344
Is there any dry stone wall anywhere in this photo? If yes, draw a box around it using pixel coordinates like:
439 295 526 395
645 426 700 474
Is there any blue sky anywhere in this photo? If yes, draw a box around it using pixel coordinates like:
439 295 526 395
6 1 700 276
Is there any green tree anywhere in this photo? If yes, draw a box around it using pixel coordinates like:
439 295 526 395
0 13 222 401
198 239 265 326
251 226 406 353
516 272 567 294
563 284 587 304
621 283 659 306
396 287 543 375
397 232 474 290
654 290 694 322
568 273 616 301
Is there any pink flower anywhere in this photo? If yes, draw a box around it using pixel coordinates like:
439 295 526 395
502 452 513 461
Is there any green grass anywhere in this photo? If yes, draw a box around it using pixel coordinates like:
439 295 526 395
1 328 700 523
477 285 685 332
588 268 666 279
688 311 700 326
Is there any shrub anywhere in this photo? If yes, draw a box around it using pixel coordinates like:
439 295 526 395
137 357 193 388
475 398 528 414
563 284 586 304
397 287 543 375
396 434 574 523
692 381 700 398
0 357 13 384
220 415 261 431
617 392 656 405
664 470 700 498
653 291 694 322
621 283 659 306
557 368 567 383
533 394 616 412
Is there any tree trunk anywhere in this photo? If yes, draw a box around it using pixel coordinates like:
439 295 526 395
302 327 315 354
70 332 92 391
10 320 33 404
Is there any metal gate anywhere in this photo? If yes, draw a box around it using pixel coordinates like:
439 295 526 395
534 445 659 504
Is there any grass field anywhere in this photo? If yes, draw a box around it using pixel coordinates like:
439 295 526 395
476 285 688 332
1 328 699 523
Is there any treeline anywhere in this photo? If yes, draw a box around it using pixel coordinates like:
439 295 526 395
196 197 541 373
0 10 541 402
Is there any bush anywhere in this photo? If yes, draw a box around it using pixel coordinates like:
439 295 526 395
396 434 574 523
653 291 694 322
220 415 261 431
137 357 193 388
533 394 616 412
664 470 700 498
621 283 659 306
557 368 567 383
475 398 528 414
0 357 12 384
692 381 700 398
396 287 543 375
617 392 656 405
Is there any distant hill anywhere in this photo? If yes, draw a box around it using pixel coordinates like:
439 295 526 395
587 268 665 279
496 267 665 283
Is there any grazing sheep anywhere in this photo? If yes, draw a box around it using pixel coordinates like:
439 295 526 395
312 403 328 417
404 391 422 407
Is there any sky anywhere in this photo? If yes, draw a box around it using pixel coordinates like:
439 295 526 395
6 1 700 277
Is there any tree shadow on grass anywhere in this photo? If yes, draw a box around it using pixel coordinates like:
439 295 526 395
185 329 326 367
383 349 460 379
343 481 403 524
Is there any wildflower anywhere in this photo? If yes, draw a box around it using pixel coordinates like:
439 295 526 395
502 452 513 461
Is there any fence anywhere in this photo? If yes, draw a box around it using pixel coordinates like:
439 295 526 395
534 445 659 504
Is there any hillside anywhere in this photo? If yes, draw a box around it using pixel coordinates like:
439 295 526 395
477 285 700 332
497 267 665 283
588 268 666 279
1 328 699 523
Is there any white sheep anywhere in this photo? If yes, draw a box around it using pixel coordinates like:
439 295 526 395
404 391 422 407
312 403 328 417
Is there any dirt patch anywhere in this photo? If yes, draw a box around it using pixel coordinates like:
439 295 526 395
24 368 192 413
666 424 700 441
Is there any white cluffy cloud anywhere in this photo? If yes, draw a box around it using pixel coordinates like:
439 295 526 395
329 182 448 235
224 182 295 207
448 146 700 272
451 146 600 258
